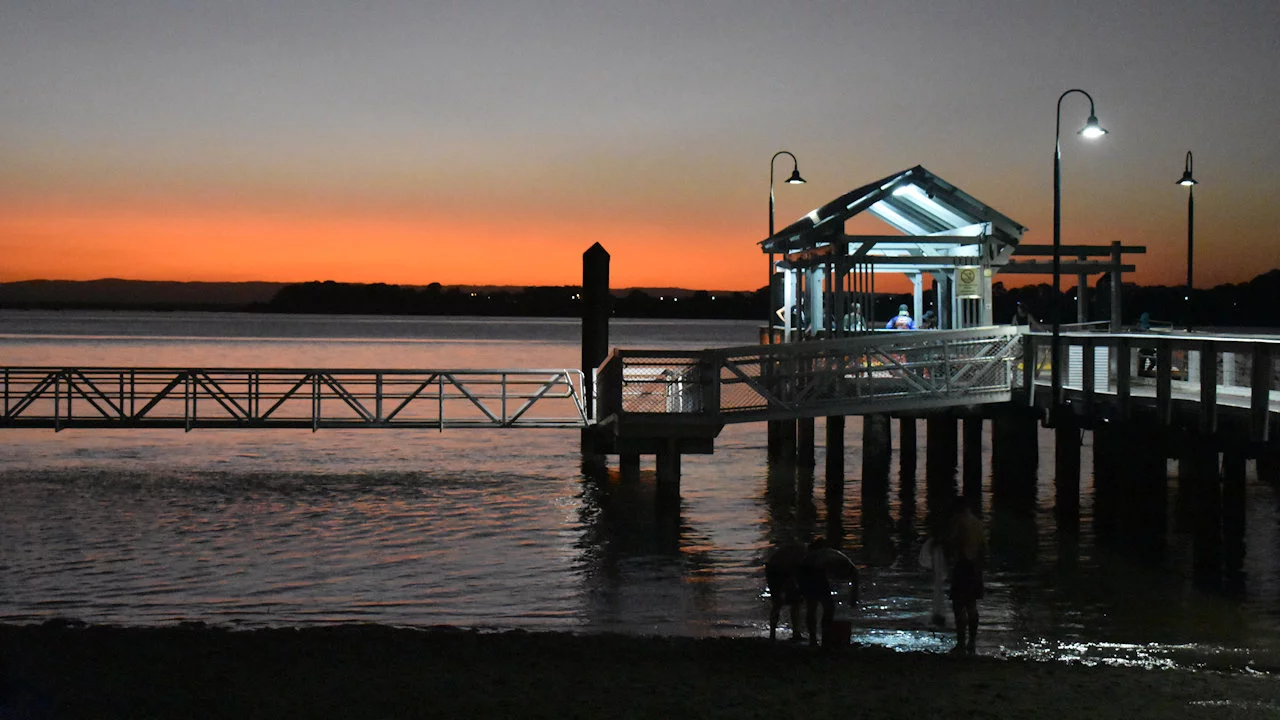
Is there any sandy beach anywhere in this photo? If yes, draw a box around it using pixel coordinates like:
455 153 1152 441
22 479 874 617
1 622 1276 719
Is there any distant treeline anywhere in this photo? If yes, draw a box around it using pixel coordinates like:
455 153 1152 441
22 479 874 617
254 282 773 319
254 269 1280 328
3 270 1276 327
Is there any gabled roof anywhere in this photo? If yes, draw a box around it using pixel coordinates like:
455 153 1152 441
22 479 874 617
760 165 1027 255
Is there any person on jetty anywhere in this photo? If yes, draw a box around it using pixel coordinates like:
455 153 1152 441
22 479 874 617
946 496 986 655
885 304 915 330
765 538 859 646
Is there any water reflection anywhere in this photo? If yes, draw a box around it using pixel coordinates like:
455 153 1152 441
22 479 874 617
575 462 717 634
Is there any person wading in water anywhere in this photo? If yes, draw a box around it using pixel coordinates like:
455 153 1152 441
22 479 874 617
765 538 858 646
946 496 986 654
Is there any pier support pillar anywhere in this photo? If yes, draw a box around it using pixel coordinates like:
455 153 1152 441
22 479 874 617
1092 422 1119 545
926 414 958 497
797 417 816 468
770 420 797 465
962 417 984 503
1222 444 1247 594
619 453 641 481
1190 439 1222 588
899 417 917 478
898 416 918 524
1054 418 1081 531
863 414 891 491
992 407 1038 507
825 416 845 488
655 444 681 506
925 414 958 535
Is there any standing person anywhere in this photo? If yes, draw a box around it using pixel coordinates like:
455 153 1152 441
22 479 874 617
842 302 867 332
885 304 915 330
765 538 859 646
946 496 986 654
765 542 806 642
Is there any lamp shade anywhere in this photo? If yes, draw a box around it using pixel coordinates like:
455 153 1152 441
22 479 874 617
1178 169 1198 186
786 169 806 185
1079 114 1108 139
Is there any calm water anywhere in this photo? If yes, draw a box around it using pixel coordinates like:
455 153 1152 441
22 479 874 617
1 310 1278 672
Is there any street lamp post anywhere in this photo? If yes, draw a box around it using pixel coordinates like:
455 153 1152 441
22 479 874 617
1178 151 1197 330
768 151 805 331
1051 89 1107 426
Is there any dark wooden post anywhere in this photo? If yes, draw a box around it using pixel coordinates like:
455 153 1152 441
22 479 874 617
1222 443 1247 594
962 416 984 503
863 414 891 491
1191 439 1222 589
825 416 845 490
1054 417 1081 531
797 417 816 467
925 414 958 508
581 243 609 423
1092 421 1118 545
581 243 610 456
655 439 681 505
899 416 917 478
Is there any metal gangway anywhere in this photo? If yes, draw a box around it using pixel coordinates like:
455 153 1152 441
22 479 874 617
595 327 1025 429
0 368 588 431
0 329 1026 433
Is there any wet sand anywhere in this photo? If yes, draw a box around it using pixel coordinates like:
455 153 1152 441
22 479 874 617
1 623 1277 719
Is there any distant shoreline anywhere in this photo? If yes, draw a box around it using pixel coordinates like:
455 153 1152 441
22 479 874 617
3 272 1279 326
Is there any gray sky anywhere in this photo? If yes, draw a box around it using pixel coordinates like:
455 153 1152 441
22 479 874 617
2 0 1276 288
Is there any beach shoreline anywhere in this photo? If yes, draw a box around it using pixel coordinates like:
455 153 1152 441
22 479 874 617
2 622 1277 719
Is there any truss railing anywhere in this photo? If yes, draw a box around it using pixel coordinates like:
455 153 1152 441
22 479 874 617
596 327 1024 424
0 368 588 431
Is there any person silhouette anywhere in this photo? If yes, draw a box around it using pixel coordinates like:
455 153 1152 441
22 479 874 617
765 538 859 646
946 496 985 654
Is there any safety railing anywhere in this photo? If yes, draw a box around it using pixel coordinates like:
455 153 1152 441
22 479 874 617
1023 330 1279 440
596 327 1024 424
0 368 588 431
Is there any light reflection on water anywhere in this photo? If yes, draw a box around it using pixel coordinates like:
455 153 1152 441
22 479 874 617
1 310 1278 674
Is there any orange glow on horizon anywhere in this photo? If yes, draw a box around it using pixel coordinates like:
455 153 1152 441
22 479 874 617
0 194 1265 293
0 200 774 291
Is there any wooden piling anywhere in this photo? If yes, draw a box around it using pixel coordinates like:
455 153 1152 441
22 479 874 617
825 416 845 490
619 453 641 481
1054 417 1081 531
580 243 610 456
863 414 891 491
925 414 958 530
962 416 984 503
1222 443 1247 593
797 417 816 467
1191 439 1222 588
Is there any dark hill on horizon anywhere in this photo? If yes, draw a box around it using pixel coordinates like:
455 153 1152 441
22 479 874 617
1 271 1278 327
0 279 750 311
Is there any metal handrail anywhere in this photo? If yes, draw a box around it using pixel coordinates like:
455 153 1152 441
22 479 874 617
597 327 1024 423
0 367 588 431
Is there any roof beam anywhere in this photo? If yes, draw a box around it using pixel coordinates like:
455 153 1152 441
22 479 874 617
997 261 1137 274
1013 244 1146 257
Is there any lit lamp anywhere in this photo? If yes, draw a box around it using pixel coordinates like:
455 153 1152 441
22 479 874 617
1177 151 1197 330
1051 89 1107 426
768 151 805 329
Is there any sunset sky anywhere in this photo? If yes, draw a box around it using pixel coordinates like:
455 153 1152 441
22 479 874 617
2 1 1277 291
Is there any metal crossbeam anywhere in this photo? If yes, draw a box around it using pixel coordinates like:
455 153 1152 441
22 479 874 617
0 368 587 431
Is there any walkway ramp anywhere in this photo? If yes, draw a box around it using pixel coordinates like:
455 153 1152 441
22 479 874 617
595 327 1023 442
0 368 587 430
